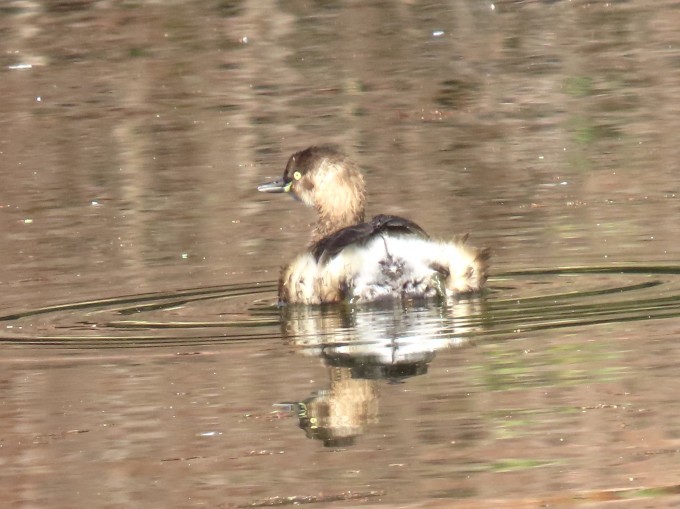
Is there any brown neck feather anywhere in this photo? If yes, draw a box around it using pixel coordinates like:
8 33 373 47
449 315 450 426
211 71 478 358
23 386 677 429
310 172 366 243
312 208 365 244
298 155 367 244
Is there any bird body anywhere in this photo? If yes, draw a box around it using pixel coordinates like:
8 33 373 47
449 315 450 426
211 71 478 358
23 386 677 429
258 145 489 305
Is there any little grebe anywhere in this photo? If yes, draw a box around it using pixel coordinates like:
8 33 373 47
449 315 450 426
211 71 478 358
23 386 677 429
258 145 490 305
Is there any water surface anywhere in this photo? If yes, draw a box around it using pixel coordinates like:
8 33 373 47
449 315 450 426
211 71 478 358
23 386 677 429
1 1 680 507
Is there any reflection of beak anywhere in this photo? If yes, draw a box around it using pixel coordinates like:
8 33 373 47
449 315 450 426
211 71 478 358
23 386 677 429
257 178 292 193
272 402 301 413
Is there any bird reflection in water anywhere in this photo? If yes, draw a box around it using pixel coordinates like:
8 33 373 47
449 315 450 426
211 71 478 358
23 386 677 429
274 300 485 447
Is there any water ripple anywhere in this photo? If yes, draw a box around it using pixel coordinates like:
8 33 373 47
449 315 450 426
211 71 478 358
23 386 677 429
1 266 678 348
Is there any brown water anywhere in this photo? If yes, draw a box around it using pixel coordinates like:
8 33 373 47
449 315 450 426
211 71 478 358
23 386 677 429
2 1 680 507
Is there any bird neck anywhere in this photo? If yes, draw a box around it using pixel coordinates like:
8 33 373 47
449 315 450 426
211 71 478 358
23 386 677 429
306 161 367 243
312 208 365 243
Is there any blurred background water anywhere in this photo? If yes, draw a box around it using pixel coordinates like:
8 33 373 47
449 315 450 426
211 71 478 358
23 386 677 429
1 1 680 508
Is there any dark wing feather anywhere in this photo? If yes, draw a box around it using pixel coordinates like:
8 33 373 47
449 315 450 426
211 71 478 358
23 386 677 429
369 214 429 239
312 214 429 264
311 222 375 263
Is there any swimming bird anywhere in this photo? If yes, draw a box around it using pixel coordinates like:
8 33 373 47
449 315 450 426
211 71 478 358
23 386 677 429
258 145 490 305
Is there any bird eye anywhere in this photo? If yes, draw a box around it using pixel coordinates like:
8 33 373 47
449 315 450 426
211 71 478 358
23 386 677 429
293 171 302 181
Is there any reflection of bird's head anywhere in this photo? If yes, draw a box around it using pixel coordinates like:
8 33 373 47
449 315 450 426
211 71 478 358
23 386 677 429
276 376 380 448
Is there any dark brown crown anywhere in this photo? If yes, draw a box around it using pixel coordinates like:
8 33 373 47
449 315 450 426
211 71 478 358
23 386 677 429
283 144 346 182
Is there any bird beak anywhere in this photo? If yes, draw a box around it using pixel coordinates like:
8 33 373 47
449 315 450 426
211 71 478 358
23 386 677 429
257 178 292 193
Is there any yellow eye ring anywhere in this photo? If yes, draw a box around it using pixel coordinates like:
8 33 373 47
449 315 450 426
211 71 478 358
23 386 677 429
293 171 302 181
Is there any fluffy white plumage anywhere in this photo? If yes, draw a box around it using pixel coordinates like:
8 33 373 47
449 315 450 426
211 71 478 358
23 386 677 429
281 235 486 305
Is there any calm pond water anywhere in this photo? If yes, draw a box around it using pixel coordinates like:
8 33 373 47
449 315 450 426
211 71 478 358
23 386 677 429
2 1 680 508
